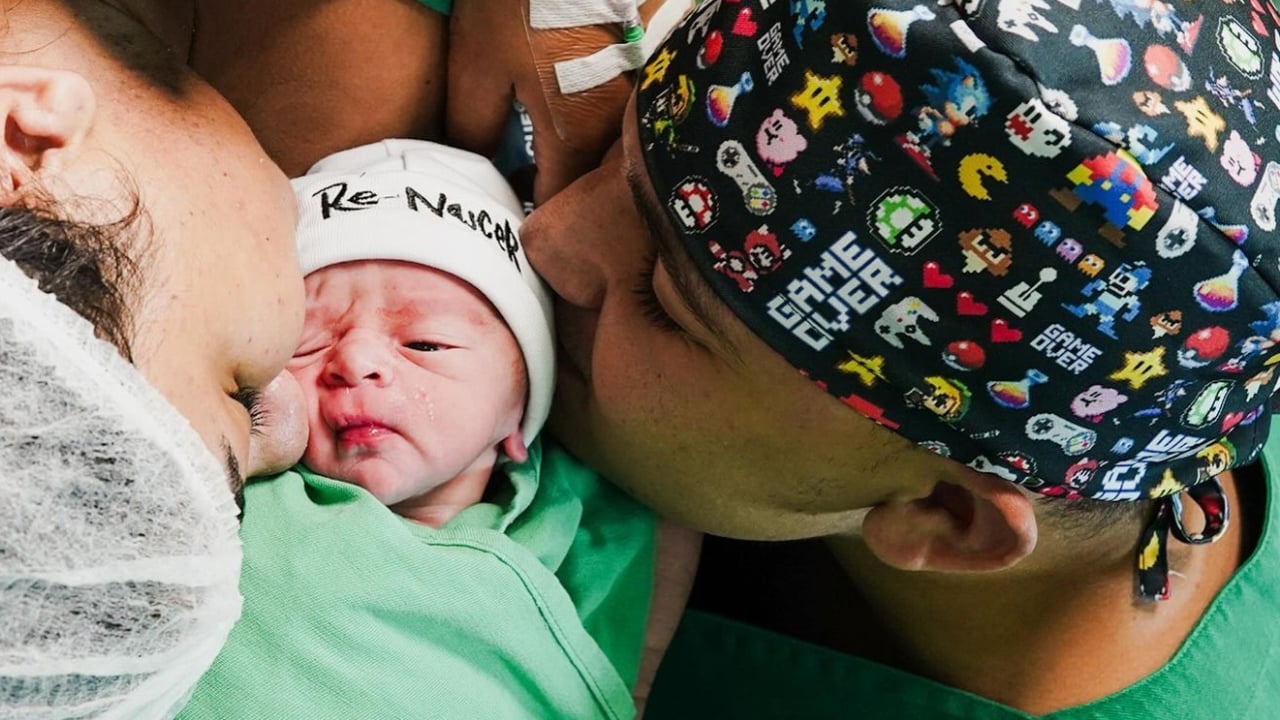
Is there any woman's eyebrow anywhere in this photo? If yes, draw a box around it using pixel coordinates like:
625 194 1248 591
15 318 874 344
624 160 742 358
222 439 246 495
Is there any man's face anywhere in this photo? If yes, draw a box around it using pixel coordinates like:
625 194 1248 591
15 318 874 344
288 261 526 511
521 96 929 540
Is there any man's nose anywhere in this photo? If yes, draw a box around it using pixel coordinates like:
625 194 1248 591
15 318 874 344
322 337 392 387
522 203 608 311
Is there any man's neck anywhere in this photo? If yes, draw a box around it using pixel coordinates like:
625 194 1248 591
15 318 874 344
823 470 1248 714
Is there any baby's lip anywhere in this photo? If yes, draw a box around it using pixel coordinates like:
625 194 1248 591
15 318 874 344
328 412 398 438
332 416 398 449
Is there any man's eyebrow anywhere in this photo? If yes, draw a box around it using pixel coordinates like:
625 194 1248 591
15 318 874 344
624 160 741 358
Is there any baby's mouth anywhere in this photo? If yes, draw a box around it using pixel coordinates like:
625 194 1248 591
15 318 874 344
335 420 395 448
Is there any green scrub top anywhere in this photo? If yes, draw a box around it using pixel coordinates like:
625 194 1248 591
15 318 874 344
415 0 451 15
648 432 1280 719
179 437 655 720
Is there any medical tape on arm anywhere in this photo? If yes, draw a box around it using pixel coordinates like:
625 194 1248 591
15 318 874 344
528 0 691 94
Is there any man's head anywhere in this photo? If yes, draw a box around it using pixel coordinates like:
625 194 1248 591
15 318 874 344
288 140 554 510
523 0 1280 587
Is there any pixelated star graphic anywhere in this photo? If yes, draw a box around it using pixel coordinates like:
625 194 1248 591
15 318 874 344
1109 346 1168 390
1174 96 1226 153
836 352 886 387
1148 467 1185 498
642 47 677 91
789 70 845 132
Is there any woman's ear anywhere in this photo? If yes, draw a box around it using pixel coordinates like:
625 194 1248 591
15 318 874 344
0 66 96 193
861 466 1038 573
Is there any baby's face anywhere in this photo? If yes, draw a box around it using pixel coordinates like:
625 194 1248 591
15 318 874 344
288 260 527 508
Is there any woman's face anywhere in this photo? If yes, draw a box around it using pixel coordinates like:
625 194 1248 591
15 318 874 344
6 4 306 489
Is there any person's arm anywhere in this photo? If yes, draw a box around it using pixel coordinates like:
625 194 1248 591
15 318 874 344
635 519 701 718
191 0 447 176
447 0 691 205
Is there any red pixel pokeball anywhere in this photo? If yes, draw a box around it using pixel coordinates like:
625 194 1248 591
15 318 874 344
942 339 986 371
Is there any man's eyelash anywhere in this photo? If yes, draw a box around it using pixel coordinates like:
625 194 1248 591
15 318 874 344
231 387 268 435
634 259 684 333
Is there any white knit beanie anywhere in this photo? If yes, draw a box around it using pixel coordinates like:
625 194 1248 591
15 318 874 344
292 139 554 445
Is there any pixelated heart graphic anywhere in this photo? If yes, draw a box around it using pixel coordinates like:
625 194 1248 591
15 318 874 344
1221 411 1245 433
732 8 757 36
990 318 1022 343
956 291 988 316
923 261 954 289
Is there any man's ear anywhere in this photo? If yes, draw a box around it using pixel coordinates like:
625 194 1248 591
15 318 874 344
0 66 96 194
500 429 528 464
861 466 1038 573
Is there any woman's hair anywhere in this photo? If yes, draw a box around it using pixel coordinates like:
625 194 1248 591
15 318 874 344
0 190 144 360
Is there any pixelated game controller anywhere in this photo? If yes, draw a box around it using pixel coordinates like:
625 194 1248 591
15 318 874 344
1025 413 1097 456
874 296 938 349
1250 161 1280 232
716 140 777 216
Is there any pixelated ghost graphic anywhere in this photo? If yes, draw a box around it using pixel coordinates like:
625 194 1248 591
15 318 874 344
1056 237 1084 262
1005 98 1073 158
1077 253 1105 276
1034 221 1061 245
791 218 817 241
1012 202 1040 228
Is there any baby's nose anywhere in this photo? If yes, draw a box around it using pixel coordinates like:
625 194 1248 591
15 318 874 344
324 337 393 387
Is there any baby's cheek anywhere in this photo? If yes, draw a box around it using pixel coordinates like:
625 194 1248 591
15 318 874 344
247 371 311 478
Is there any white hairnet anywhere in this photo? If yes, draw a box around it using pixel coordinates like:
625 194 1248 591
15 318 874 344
0 256 242 719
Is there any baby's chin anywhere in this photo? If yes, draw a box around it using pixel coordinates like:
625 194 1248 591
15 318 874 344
309 452 450 508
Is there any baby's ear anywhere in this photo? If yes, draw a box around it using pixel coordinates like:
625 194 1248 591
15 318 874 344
500 429 528 464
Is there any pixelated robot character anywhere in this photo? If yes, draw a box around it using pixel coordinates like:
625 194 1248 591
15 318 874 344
1063 261 1153 338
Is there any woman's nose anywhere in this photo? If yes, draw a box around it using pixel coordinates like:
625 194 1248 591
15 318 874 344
322 337 392 388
